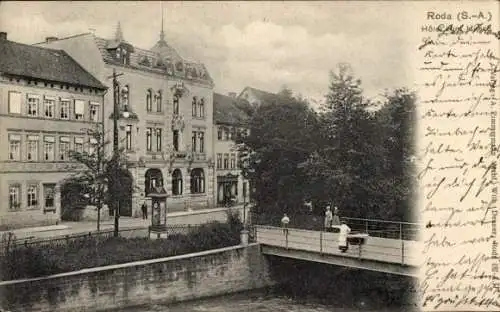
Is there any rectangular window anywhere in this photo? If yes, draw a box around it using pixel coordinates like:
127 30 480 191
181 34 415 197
27 94 39 116
27 135 39 161
43 184 56 210
217 153 222 169
90 102 99 122
223 153 229 169
191 131 197 152
9 184 21 211
198 132 204 153
224 128 229 140
44 136 55 161
8 134 21 161
8 91 22 114
156 128 162 151
173 130 179 151
146 128 152 151
126 125 132 150
74 137 84 154
59 136 70 161
74 100 85 120
27 184 38 209
60 99 70 119
230 153 236 169
217 127 223 140
44 97 55 118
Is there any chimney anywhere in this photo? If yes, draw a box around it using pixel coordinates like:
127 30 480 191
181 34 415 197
228 92 237 98
0 32 7 40
45 36 58 43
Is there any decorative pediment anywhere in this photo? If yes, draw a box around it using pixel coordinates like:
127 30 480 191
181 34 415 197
170 81 189 97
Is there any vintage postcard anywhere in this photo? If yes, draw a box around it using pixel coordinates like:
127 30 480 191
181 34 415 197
0 1 498 311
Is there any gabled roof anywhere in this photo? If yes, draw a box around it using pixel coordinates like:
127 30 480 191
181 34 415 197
238 86 281 106
213 93 252 125
93 36 213 85
0 39 106 89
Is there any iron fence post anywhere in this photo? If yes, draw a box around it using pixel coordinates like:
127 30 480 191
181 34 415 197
400 223 404 265
320 231 323 254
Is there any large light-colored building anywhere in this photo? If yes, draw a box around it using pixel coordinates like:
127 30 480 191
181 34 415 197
0 32 107 228
213 93 251 206
37 23 215 216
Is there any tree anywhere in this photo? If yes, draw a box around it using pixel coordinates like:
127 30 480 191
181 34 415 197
375 88 417 222
62 124 128 230
303 64 388 217
236 90 319 215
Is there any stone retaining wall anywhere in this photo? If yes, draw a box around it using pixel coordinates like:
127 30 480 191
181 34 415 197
0 244 274 312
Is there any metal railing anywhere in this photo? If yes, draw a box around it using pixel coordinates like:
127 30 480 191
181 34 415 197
340 217 420 241
252 213 421 241
0 224 196 255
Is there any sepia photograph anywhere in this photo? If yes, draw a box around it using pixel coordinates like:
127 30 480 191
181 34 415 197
1 1 498 311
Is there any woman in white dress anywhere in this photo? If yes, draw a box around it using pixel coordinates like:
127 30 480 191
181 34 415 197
338 222 351 252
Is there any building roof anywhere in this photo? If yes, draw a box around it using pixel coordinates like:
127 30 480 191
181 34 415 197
238 86 281 106
0 39 107 89
213 92 252 125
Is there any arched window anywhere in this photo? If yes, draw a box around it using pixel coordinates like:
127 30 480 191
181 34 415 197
172 169 183 195
192 96 197 117
146 89 152 112
190 168 205 194
173 94 179 115
198 98 205 118
156 90 162 112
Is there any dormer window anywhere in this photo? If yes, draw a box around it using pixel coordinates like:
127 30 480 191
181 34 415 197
114 46 130 65
121 49 128 65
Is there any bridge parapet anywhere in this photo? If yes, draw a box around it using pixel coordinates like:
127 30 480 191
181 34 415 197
254 225 422 271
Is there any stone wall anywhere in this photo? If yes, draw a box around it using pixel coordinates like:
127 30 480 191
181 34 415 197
0 244 275 312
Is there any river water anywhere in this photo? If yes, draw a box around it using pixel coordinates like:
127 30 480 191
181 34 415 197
124 288 407 312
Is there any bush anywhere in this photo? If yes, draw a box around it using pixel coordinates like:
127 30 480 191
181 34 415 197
0 214 244 281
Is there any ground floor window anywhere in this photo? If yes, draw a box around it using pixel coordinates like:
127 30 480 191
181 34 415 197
172 169 183 195
9 184 21 211
190 168 205 194
27 184 39 209
217 179 238 205
43 184 56 211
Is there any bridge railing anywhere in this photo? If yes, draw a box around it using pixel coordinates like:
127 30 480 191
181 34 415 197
254 225 422 268
340 217 421 241
251 213 421 241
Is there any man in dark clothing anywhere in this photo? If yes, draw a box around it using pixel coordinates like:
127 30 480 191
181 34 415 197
141 201 148 220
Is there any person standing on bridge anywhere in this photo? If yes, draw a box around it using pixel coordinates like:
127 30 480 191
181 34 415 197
338 222 351 252
332 206 340 226
324 206 333 231
281 213 290 235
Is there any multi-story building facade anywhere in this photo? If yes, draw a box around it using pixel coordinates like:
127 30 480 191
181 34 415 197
0 32 107 228
213 93 250 206
37 23 215 216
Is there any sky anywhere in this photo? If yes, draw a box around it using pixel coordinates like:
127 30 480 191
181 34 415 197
0 1 419 107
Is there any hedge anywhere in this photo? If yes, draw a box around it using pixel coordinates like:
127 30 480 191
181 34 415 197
0 212 243 281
